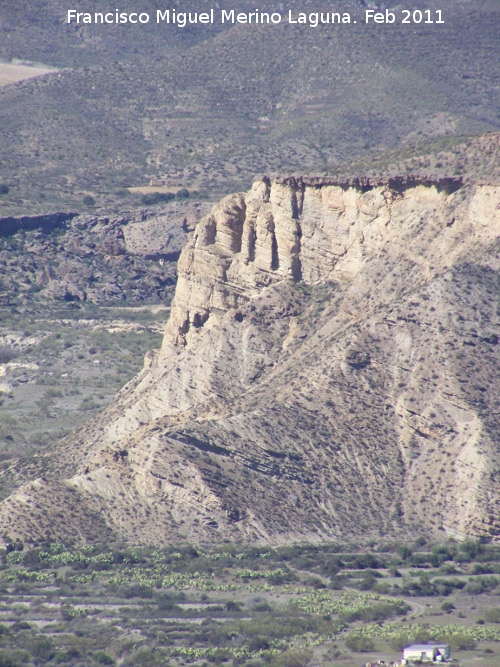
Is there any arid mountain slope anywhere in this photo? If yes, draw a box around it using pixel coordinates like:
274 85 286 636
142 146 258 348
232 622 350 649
1 1 498 213
1 175 500 546
0 0 324 67
356 133 500 185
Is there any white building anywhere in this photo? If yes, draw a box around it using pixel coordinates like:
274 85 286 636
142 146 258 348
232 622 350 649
403 644 450 663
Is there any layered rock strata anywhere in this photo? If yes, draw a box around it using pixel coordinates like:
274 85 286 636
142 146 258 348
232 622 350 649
1 176 499 545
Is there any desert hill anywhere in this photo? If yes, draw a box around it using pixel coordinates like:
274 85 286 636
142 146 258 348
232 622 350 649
0 0 498 214
1 161 499 546
0 0 284 66
347 133 500 185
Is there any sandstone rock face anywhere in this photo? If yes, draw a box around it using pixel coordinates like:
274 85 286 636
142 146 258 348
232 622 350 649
1 177 499 546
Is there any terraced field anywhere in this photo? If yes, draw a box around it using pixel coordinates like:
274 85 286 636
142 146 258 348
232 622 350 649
0 540 500 666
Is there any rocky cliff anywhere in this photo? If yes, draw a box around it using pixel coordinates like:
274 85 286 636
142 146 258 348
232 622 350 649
1 176 499 546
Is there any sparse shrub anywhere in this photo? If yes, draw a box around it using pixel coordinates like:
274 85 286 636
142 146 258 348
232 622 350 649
44 388 63 399
269 649 312 667
398 545 412 560
443 633 476 650
0 345 18 363
121 584 153 599
80 396 100 411
24 636 55 660
464 576 499 595
82 195 96 207
373 581 392 594
141 192 175 206
0 651 26 667
358 575 377 591
248 637 270 651
304 576 326 589
484 607 500 623
123 649 164 666
329 575 344 589
94 652 115 666
345 634 375 652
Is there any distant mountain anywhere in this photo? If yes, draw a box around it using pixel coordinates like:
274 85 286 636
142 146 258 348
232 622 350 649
0 0 360 66
0 0 498 213
2 141 499 546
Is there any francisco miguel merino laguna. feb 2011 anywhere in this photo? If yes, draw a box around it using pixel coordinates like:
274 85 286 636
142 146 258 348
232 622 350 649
66 8 446 26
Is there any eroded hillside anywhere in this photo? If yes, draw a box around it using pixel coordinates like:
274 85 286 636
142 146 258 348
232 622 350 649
1 175 499 546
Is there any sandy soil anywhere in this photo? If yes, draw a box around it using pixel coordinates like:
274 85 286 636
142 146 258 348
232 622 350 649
0 62 57 87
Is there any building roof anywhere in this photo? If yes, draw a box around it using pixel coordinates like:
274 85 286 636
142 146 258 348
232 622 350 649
404 644 449 650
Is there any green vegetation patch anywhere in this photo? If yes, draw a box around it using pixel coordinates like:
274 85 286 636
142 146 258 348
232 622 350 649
0 539 498 666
